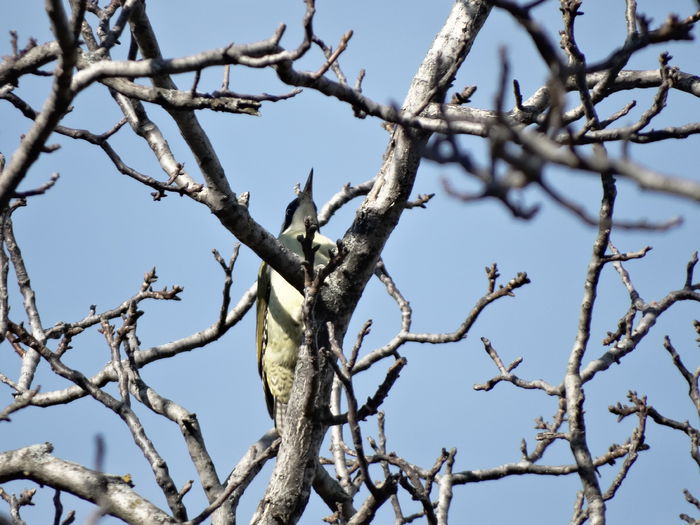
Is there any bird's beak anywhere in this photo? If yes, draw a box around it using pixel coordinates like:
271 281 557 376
302 168 314 199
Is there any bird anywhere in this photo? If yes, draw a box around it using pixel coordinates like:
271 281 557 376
256 169 335 432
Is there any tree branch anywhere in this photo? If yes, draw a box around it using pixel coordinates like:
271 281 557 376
0 443 175 524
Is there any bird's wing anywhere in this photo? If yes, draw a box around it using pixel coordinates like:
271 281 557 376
256 261 274 417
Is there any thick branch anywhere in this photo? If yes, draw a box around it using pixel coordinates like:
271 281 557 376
0 443 174 524
251 2 493 524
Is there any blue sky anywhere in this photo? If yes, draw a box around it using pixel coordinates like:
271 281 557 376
1 1 699 523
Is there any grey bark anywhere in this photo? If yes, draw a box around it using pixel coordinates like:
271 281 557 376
249 2 492 524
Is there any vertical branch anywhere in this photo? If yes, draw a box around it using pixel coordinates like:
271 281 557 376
0 209 10 343
374 260 411 333
436 449 456 525
3 212 45 391
376 412 405 523
330 376 353 494
253 4 492 523
100 318 130 404
221 64 231 91
212 245 240 335
559 3 619 522
624 0 638 36
565 175 616 525
327 328 379 500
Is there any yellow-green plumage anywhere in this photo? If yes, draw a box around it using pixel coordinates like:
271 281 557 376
256 171 335 431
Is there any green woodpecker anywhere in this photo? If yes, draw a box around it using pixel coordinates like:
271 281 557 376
256 170 335 431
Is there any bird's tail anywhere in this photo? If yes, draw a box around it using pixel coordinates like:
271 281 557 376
274 401 288 433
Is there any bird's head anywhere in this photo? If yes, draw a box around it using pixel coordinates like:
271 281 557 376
280 169 319 234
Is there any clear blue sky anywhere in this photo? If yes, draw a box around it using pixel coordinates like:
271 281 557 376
1 1 698 523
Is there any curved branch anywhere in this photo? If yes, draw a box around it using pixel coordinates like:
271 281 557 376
0 443 175 524
354 268 529 374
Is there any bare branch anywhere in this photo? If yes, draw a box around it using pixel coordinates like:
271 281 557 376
0 443 174 523
449 442 633 484
565 173 617 524
354 267 529 374
212 245 241 334
8 321 188 520
3 212 45 390
436 449 456 525
0 386 39 422
317 179 374 226
0 0 78 209
581 251 700 384
663 335 700 415
610 391 700 468
185 434 279 525
474 337 559 395
11 172 59 198
29 282 253 409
